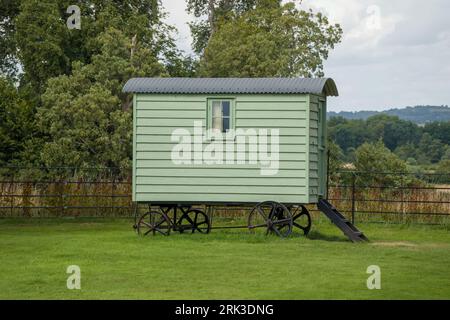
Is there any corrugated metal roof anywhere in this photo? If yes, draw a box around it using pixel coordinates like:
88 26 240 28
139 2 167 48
122 78 338 96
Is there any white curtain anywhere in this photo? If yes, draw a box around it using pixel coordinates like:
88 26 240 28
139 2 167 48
212 102 223 132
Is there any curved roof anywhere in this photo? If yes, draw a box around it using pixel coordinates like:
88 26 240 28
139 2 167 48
123 77 338 96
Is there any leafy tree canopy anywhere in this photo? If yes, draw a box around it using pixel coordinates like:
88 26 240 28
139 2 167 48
354 140 409 187
14 0 175 94
39 27 166 170
198 1 342 77
0 77 35 166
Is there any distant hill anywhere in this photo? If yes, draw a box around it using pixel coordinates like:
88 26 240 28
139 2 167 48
328 105 450 124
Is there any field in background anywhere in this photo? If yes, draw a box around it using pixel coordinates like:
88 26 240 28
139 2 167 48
0 218 449 299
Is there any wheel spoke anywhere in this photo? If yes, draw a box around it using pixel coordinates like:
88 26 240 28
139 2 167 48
154 228 168 236
293 222 307 231
154 217 166 228
256 206 267 220
291 206 300 217
184 213 195 225
271 225 282 237
140 221 152 229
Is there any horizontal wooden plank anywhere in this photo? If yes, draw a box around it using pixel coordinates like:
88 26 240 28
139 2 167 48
309 162 318 170
136 143 307 152
310 119 318 129
136 152 307 162
135 160 305 169
310 111 318 121
137 95 206 102
309 177 319 186
236 95 308 102
137 118 203 126
135 193 310 204
236 110 307 119
135 168 307 178
136 110 205 118
136 126 205 135
136 176 307 186
136 135 308 144
310 137 318 145
238 106 307 112
137 101 205 110
310 145 319 153
136 185 306 195
136 126 307 136
309 171 319 179
236 119 307 128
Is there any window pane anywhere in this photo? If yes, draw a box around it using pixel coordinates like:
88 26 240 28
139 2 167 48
222 117 230 132
222 101 230 117
212 101 222 117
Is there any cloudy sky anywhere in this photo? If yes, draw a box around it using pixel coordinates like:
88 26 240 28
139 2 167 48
161 0 450 111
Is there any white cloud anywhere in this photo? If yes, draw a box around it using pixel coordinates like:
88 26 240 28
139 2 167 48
161 0 450 111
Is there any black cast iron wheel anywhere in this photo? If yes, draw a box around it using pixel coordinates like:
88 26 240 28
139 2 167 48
137 211 171 236
290 205 312 235
176 209 211 234
248 201 293 238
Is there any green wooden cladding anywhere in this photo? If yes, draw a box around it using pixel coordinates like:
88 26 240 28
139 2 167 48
132 93 327 204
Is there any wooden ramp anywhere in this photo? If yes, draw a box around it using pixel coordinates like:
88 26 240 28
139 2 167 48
317 199 369 243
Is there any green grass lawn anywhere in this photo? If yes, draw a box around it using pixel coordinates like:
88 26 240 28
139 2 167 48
0 217 449 300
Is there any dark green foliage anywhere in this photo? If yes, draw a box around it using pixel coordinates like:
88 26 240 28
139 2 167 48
0 78 35 166
328 105 450 124
14 0 173 94
353 140 410 187
423 121 450 145
198 1 342 77
186 0 261 54
0 0 21 79
0 0 176 175
329 114 449 165
39 27 166 171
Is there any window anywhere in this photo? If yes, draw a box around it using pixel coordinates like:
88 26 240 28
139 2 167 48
209 99 234 133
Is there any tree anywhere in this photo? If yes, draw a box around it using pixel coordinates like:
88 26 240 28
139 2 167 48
328 119 369 153
327 139 344 184
0 77 35 166
198 1 342 77
15 0 175 94
187 0 260 54
416 133 445 164
38 28 166 171
0 0 20 79
15 0 71 94
423 121 450 145
366 114 420 151
354 140 409 187
435 159 450 183
394 143 417 162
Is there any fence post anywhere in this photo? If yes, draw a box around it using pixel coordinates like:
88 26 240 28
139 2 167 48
10 173 14 217
351 173 356 225
111 170 114 217
401 173 405 222
60 179 65 217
